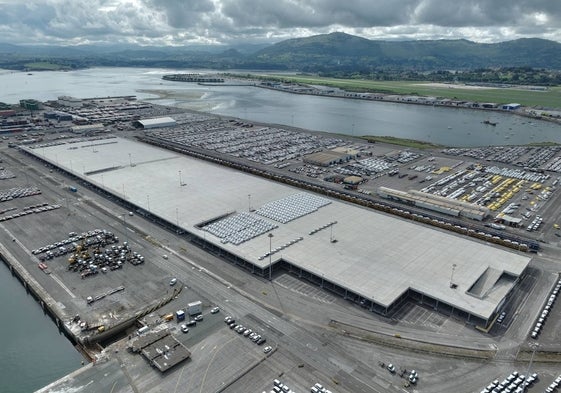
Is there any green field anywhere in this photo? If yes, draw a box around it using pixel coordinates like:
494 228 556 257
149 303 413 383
360 136 443 149
24 62 66 71
260 74 561 108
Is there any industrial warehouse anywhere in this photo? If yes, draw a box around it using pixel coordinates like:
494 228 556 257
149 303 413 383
22 137 531 329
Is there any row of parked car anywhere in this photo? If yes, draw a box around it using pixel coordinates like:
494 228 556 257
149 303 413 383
224 316 267 346
480 371 538 393
545 374 561 393
531 278 561 339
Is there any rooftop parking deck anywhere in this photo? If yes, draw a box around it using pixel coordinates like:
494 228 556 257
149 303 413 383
23 136 531 325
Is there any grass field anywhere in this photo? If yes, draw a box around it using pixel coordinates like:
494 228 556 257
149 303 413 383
360 136 443 149
261 74 561 109
24 62 66 71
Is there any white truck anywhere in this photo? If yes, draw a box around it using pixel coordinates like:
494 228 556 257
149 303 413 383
187 300 202 316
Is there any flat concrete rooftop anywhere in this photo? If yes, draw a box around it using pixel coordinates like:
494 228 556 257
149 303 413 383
23 137 531 321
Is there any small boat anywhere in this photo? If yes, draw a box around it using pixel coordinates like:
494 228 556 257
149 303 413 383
483 120 497 126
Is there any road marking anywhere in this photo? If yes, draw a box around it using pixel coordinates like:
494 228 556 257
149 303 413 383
50 273 76 298
198 336 238 393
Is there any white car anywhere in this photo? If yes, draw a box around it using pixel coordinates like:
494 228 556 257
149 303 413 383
210 307 220 314
180 324 189 333
263 346 272 354
169 278 177 286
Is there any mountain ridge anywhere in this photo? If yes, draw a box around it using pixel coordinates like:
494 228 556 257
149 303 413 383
1 32 560 71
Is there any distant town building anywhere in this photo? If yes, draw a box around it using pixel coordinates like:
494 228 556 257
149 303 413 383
502 103 521 110
58 96 83 108
303 147 361 167
19 99 41 111
0 110 16 117
71 123 105 134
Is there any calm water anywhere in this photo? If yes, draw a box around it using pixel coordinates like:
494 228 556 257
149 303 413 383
0 67 560 147
0 67 559 391
0 261 84 393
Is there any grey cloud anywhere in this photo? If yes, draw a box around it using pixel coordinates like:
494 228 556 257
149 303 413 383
412 0 561 27
220 0 418 29
146 0 215 29
0 0 560 45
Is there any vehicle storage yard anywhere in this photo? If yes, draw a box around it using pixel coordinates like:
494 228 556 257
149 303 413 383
1 98 561 393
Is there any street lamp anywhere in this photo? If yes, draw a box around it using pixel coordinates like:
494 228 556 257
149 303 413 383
330 221 337 243
146 194 150 212
128 153 132 167
450 263 457 288
248 194 251 212
178 170 183 186
268 233 274 281
526 343 539 379
119 213 128 243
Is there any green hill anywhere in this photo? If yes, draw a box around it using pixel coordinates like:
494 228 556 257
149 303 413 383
254 32 561 70
1 33 561 72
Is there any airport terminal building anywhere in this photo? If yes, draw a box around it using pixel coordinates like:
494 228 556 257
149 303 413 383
22 137 531 329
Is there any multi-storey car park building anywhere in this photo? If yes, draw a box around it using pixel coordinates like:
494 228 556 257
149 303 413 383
22 136 531 329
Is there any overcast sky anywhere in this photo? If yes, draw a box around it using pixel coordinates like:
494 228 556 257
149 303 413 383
1 0 560 46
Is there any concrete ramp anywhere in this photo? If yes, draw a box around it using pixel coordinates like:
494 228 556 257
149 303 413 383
468 267 504 298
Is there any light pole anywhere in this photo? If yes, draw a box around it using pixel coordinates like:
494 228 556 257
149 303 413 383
450 263 457 288
178 170 183 186
526 343 539 379
330 221 337 243
119 213 128 243
248 194 251 212
128 153 132 167
268 233 274 281
176 207 179 227
146 194 150 212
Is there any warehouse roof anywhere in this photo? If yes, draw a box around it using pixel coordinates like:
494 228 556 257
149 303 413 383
136 117 176 129
26 137 531 321
303 150 346 166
